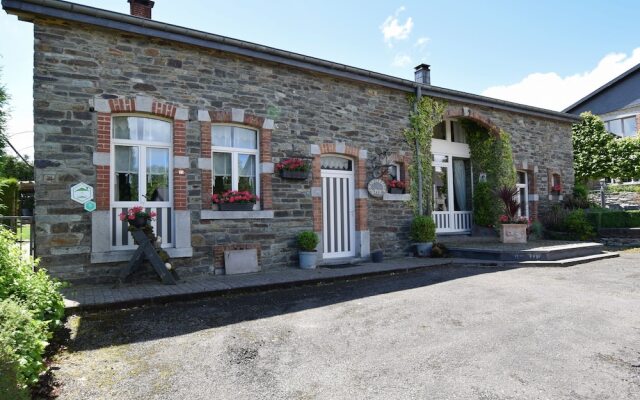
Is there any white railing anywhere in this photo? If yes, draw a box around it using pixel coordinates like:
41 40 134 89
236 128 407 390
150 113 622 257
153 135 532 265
432 211 472 233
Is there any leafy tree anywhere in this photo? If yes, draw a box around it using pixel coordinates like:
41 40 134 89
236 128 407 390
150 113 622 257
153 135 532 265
610 137 640 181
0 155 33 181
0 68 8 156
572 112 615 182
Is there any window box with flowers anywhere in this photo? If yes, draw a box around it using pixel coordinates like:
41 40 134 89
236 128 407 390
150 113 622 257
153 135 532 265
276 158 310 180
387 179 406 194
212 190 259 211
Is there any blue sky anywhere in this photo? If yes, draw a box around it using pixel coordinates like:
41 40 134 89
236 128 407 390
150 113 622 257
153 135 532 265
1 0 639 158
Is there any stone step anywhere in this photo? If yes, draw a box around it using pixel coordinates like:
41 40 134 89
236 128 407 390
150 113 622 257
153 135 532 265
448 242 604 261
452 251 619 268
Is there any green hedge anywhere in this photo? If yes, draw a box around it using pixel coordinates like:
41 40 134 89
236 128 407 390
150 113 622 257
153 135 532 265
0 227 65 395
0 178 19 216
586 210 640 229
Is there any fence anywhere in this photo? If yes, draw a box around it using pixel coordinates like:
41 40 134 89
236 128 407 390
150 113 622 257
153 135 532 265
0 216 34 256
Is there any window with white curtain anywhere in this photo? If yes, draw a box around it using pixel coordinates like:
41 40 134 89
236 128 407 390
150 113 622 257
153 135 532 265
211 125 259 196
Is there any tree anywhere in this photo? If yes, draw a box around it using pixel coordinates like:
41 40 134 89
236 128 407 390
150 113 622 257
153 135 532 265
0 154 33 181
610 137 640 180
572 112 615 182
0 68 7 155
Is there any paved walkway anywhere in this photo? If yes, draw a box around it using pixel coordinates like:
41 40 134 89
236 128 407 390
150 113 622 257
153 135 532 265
62 257 458 311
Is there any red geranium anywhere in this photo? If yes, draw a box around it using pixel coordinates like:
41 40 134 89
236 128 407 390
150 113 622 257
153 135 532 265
211 190 259 204
387 179 406 189
118 206 157 221
275 158 309 172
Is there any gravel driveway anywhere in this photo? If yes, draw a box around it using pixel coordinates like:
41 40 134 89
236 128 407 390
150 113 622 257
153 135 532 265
53 253 640 399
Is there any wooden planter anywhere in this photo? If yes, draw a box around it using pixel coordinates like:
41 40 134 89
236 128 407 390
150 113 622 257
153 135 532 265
280 170 309 180
219 203 255 211
500 224 528 243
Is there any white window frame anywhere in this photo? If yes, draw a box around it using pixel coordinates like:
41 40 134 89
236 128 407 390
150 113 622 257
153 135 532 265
604 115 638 138
211 124 260 210
516 171 529 219
110 114 173 209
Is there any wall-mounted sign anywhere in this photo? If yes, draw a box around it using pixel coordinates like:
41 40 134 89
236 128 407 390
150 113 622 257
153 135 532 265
367 178 386 198
70 182 94 204
83 200 97 212
478 173 487 183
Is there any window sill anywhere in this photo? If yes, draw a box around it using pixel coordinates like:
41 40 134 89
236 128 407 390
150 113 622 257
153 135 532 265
91 247 193 264
200 210 274 220
383 193 411 201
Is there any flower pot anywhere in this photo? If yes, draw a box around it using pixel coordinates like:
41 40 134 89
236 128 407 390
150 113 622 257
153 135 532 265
280 170 309 180
129 216 149 229
414 242 433 257
371 250 384 263
219 203 255 211
389 188 404 194
500 223 528 243
299 251 317 269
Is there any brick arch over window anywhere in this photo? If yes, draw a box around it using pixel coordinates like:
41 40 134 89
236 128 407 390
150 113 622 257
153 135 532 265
445 106 500 136
198 108 274 210
92 96 189 211
311 143 368 254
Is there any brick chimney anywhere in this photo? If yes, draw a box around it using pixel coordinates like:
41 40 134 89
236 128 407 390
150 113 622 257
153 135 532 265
414 64 431 85
128 0 155 19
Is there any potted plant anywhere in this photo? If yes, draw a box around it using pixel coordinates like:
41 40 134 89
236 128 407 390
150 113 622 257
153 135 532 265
410 215 436 257
371 243 384 263
387 179 406 194
297 231 319 269
212 190 259 211
276 158 310 180
496 185 529 243
119 206 157 228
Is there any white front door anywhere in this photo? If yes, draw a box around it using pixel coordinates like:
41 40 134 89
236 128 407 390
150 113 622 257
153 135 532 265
321 156 356 259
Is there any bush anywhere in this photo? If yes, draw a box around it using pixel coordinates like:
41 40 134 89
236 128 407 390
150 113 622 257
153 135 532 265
0 178 18 216
472 181 496 226
410 215 436 243
0 299 48 392
540 205 570 232
0 228 65 330
565 209 596 241
586 210 640 229
528 220 544 240
297 231 319 251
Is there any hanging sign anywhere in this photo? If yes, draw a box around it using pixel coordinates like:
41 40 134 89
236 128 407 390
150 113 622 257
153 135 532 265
70 182 94 204
367 178 386 198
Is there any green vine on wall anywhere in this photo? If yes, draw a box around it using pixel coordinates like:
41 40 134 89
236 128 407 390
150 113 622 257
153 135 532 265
463 120 516 226
404 95 446 216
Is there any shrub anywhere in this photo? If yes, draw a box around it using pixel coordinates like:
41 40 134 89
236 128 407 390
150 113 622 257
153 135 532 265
0 228 64 330
586 210 640 229
472 181 496 227
297 231 319 252
528 220 544 240
0 178 18 216
565 209 596 241
540 205 570 231
410 215 436 243
0 298 48 392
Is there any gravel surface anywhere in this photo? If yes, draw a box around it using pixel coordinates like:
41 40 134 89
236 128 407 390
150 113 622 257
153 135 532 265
53 253 640 399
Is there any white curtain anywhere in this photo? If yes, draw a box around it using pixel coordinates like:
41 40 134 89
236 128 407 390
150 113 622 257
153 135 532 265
453 159 466 211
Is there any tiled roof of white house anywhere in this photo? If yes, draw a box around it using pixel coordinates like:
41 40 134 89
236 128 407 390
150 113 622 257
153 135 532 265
3 0 578 122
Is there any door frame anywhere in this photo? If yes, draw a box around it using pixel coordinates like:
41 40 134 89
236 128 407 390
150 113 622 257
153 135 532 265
321 156 356 259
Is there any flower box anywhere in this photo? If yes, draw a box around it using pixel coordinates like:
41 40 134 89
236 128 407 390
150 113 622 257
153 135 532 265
389 188 405 194
500 223 528 243
219 203 255 211
280 170 309 180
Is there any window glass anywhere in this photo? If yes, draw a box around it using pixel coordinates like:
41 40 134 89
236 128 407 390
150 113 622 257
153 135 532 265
433 166 448 211
433 154 449 164
623 117 637 137
115 145 139 201
234 127 257 149
388 164 399 180
146 148 169 201
212 152 232 195
433 122 446 140
212 125 233 147
112 116 171 143
607 119 623 136
451 121 468 143
238 154 256 194
517 171 527 184
321 156 352 170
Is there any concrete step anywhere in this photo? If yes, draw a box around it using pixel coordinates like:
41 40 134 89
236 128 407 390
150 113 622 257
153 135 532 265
448 242 605 261
451 251 619 268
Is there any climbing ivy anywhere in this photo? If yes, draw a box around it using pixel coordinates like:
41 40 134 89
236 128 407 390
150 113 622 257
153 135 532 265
463 120 516 224
404 95 446 215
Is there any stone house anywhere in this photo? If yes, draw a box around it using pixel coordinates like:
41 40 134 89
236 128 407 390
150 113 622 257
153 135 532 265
2 0 578 283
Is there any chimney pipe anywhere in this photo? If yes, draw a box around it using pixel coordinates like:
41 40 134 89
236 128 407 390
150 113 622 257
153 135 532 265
414 64 431 85
128 0 155 19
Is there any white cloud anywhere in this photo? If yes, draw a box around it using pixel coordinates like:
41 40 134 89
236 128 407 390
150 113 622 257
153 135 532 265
392 53 412 68
380 7 413 47
482 48 640 111
414 37 430 50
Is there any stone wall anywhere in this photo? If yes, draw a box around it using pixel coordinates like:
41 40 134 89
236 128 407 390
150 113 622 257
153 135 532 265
31 19 575 282
588 190 640 210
